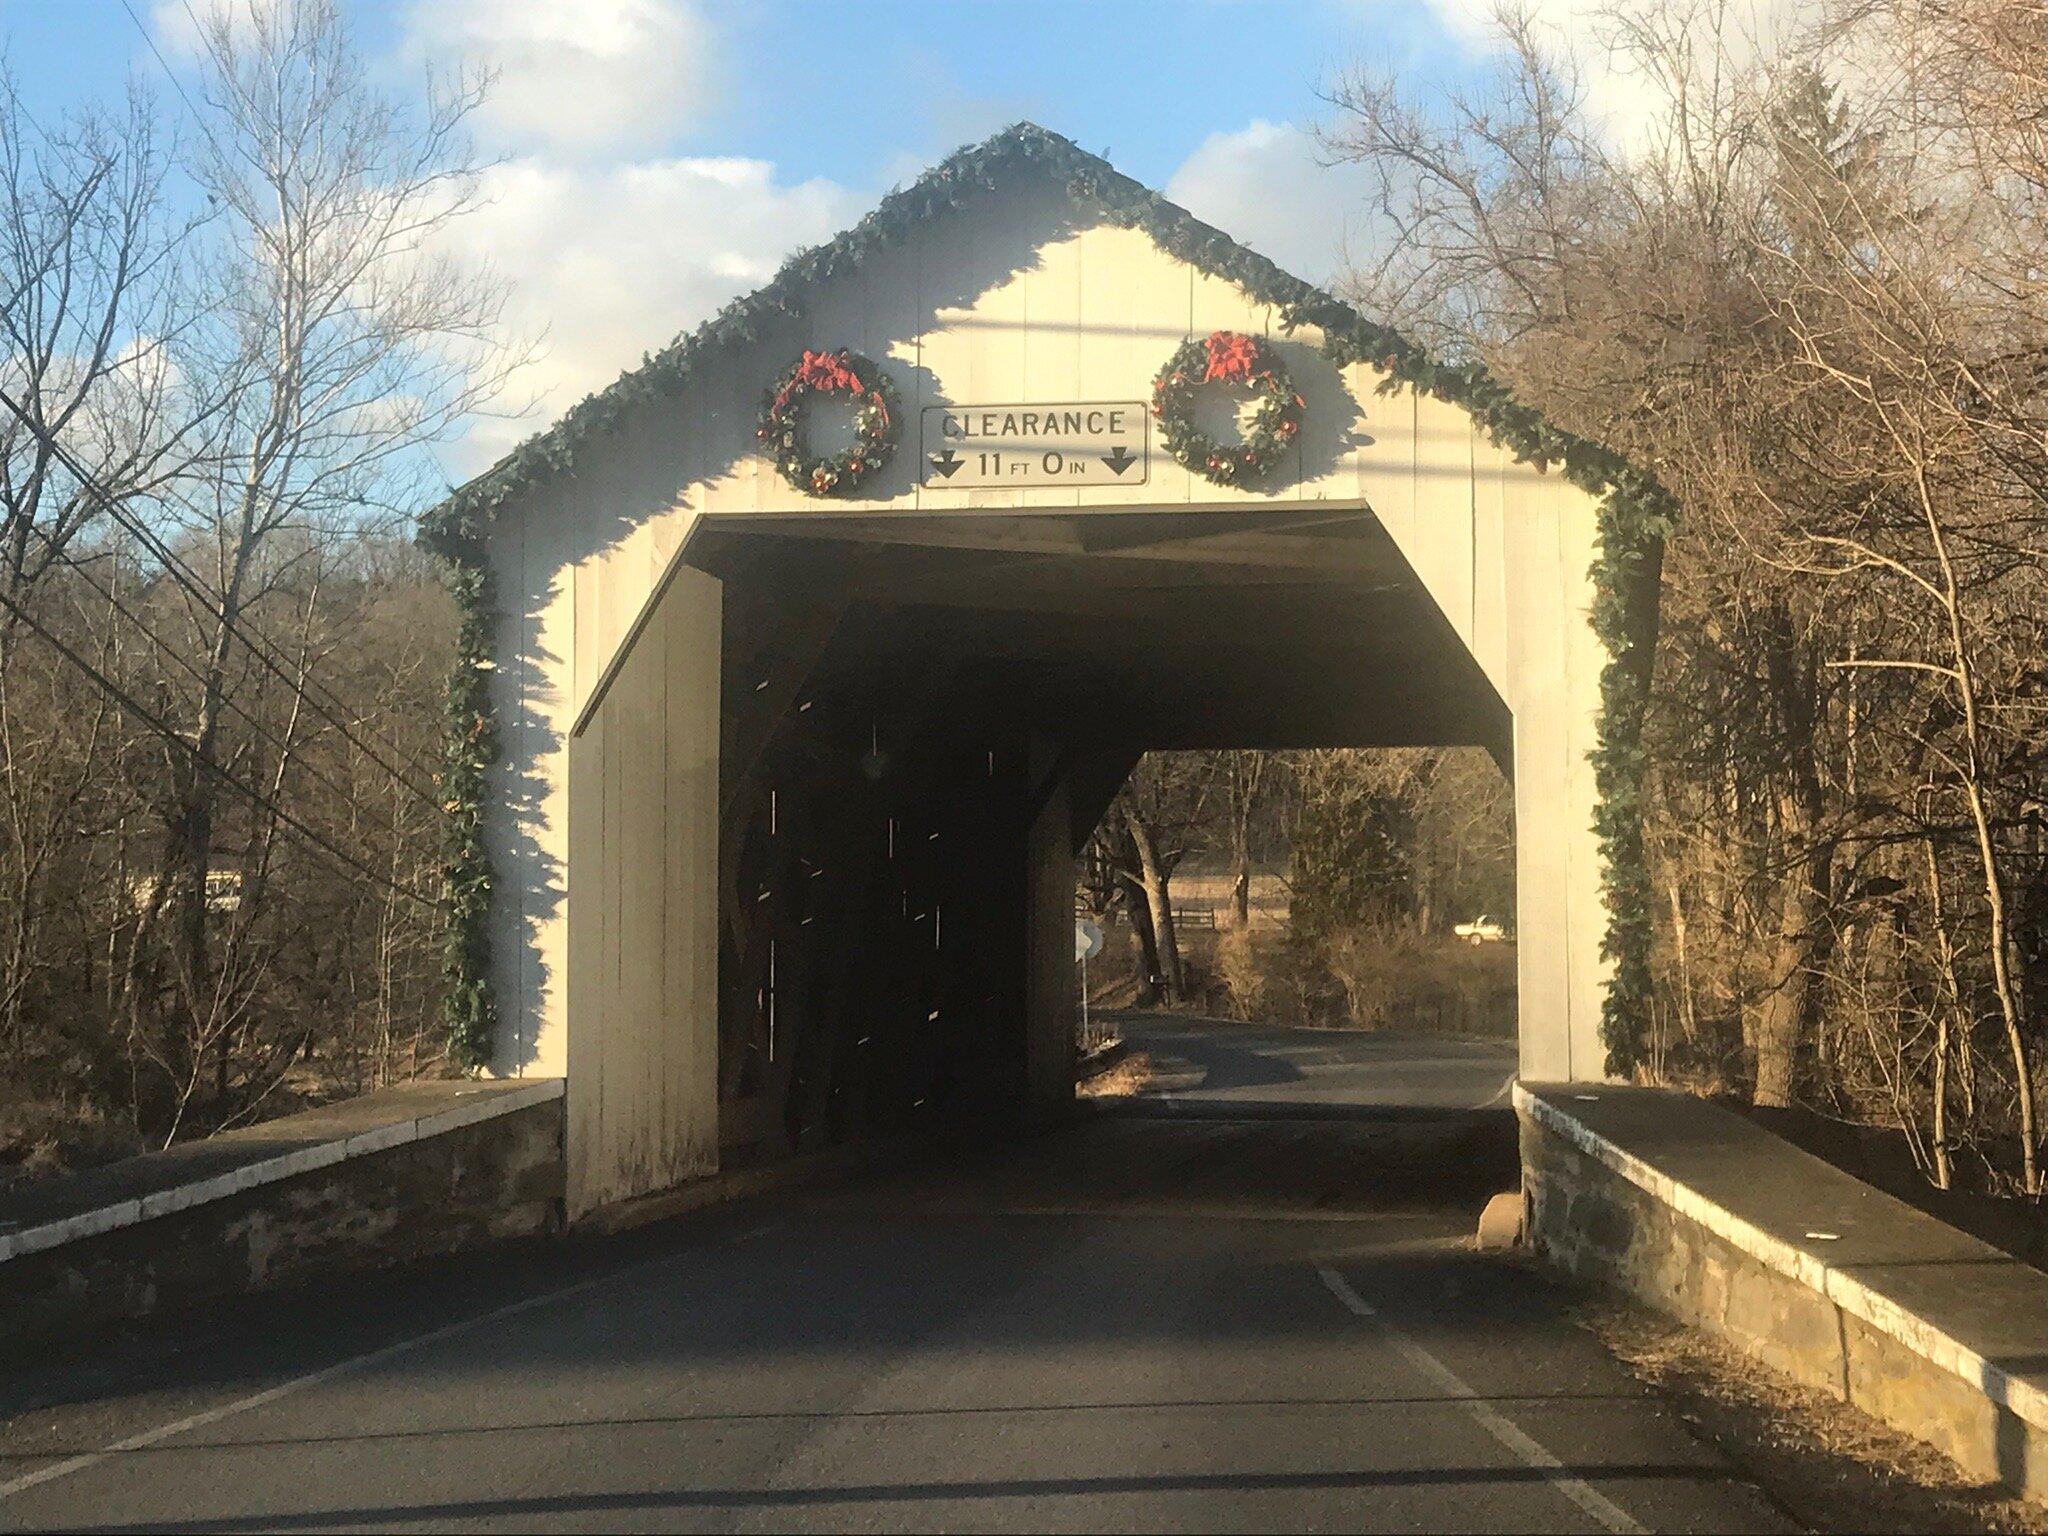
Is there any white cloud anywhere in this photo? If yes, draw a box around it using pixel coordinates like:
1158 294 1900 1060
402 0 712 154
1165 120 1384 286
439 155 864 471
149 0 280 57
160 0 711 151
1408 0 1804 153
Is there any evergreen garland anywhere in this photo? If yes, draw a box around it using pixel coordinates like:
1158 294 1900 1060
436 546 499 1072
420 122 1670 1076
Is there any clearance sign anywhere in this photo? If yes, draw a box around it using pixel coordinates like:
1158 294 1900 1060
920 402 1149 487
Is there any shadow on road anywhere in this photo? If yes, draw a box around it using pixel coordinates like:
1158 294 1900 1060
1 1017 1526 1444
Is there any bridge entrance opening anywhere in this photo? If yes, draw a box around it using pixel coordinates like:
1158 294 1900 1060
675 507 1520 1169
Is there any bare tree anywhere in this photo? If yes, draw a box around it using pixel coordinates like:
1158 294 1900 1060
1215 750 1275 927
1093 755 1220 1005
0 77 191 1076
122 0 519 1140
1740 47 2048 1186
1318 0 2048 1197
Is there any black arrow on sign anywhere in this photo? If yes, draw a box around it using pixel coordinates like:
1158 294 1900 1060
928 449 963 479
1100 445 1138 476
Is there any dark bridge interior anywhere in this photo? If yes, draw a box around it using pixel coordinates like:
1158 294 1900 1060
681 507 1510 1164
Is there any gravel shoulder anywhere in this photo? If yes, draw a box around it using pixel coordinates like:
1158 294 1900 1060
1573 1282 2046 1534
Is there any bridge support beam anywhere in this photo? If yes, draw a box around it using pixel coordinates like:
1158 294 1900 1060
1025 743 1076 1122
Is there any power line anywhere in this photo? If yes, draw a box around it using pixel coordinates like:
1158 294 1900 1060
33 3 457 806
0 383 451 808
7 0 460 903
28 525 447 837
118 0 215 146
0 579 442 909
4 387 451 806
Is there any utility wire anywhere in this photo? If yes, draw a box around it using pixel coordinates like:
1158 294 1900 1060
25 522 445 839
119 0 223 155
0 578 441 909
30 4 456 805
0 384 451 808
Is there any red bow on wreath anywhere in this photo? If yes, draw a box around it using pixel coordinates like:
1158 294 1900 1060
774 349 864 410
1202 330 1262 384
795 349 862 391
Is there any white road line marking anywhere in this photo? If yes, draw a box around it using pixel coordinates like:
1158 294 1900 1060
0 1254 684 1503
1318 1266 1377 1315
1315 1265 1645 1535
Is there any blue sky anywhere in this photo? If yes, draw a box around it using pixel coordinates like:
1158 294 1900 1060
0 0 1515 468
689 0 1482 190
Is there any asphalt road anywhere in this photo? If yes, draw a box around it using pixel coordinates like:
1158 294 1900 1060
0 1024 1796 1534
1110 1012 1519 1114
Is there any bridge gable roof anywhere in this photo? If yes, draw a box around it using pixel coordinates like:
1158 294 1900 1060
420 122 1667 558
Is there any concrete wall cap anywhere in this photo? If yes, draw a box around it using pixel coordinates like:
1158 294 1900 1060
0 1077 564 1268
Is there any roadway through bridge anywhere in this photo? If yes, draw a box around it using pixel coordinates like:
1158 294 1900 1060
1105 1013 1522 1116
1 1022 1796 1534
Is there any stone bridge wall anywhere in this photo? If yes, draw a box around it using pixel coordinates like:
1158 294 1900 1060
0 1079 563 1351
1518 1083 2048 1505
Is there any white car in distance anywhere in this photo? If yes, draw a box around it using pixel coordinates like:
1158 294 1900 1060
1454 915 1509 945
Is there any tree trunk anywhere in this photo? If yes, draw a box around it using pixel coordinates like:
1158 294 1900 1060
1751 614 1829 1113
1918 473 2037 1193
1121 872 1163 1007
1127 814 1184 1003
1224 750 1265 930
1924 837 1964 1189
1669 878 1697 1044
1751 869 1815 1110
1753 784 1827 1110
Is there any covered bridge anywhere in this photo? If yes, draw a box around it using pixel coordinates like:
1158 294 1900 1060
421 125 1663 1216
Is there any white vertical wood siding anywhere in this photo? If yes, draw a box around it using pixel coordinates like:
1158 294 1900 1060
562 566 721 1213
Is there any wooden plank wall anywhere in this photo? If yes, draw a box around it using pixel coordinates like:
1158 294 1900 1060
562 565 722 1215
489 198 1616 1206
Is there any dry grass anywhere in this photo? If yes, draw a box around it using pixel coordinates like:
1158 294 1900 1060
1204 920 1516 1037
1578 1293 2047 1534
0 1089 141 1191
1076 1052 1158 1100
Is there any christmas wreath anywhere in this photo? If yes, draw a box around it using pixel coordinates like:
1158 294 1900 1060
757 348 901 496
1151 330 1305 485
